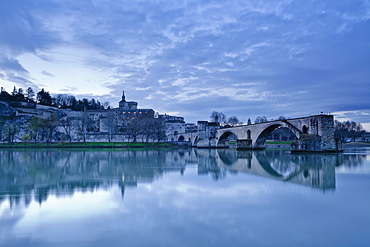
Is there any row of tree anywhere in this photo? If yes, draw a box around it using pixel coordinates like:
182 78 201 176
334 120 365 141
0 86 35 102
0 86 109 111
209 111 243 126
210 111 287 126
0 113 167 143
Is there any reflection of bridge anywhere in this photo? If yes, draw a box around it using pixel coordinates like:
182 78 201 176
196 149 339 190
183 114 343 152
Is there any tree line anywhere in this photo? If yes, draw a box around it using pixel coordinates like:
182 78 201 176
0 112 167 144
210 111 287 126
0 86 109 111
334 120 365 141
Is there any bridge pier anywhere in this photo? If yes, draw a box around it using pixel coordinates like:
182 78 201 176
291 134 343 153
236 139 252 149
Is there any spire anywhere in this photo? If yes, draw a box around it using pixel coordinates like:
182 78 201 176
121 90 126 102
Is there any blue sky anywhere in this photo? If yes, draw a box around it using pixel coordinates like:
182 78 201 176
0 0 369 129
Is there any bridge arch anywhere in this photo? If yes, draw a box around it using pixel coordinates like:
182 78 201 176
178 136 185 141
254 124 282 148
217 131 239 148
302 125 308 134
254 123 300 149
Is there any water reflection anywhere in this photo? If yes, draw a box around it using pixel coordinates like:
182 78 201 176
0 149 192 207
214 149 341 190
0 148 367 208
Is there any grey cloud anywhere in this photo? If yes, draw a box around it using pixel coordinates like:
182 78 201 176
60 86 78 93
41 70 55 78
0 54 29 74
0 1 61 56
0 0 368 125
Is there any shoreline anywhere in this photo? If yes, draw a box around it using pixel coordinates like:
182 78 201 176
0 142 177 149
1 141 369 149
343 142 370 147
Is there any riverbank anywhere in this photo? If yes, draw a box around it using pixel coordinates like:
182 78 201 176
343 142 370 147
265 141 291 148
0 142 176 149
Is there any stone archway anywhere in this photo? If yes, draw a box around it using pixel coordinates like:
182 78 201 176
217 131 238 148
254 124 282 148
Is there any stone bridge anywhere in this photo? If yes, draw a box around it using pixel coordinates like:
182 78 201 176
179 114 343 152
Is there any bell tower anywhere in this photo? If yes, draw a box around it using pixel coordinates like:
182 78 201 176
121 90 126 102
119 90 127 108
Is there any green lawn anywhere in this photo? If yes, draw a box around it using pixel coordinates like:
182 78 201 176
265 141 292 144
0 141 175 149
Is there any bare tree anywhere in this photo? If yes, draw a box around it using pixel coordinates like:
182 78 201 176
227 116 242 126
27 116 44 143
126 118 142 142
335 120 365 141
255 116 268 123
59 117 77 142
42 113 60 142
3 123 19 143
151 118 166 142
210 111 227 124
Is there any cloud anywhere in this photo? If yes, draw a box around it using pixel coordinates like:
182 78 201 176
41 70 55 78
0 0 369 125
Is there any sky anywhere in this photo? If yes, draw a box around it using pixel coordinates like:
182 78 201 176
0 0 369 130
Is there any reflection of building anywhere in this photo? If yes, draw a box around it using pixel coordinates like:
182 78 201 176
0 149 195 206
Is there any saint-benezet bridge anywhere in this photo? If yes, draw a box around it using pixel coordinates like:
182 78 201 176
176 114 343 152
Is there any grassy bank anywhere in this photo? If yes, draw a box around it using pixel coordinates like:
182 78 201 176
0 141 175 149
265 141 292 144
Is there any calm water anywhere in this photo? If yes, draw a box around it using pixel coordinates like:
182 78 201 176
0 147 369 247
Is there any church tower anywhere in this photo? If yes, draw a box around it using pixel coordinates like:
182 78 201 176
121 90 126 102
119 90 127 108
118 90 138 109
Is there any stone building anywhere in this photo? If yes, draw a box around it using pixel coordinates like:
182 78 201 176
113 91 155 130
160 114 186 141
1 90 191 143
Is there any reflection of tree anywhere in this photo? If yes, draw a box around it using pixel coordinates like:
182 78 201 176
0 149 194 207
341 152 366 167
196 149 227 180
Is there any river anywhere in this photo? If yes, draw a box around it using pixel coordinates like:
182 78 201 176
0 147 369 247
